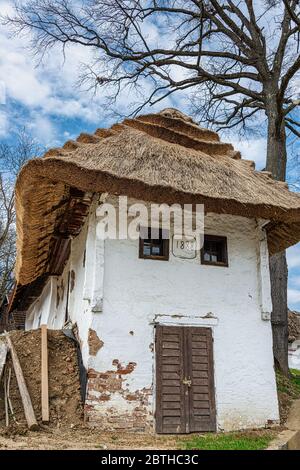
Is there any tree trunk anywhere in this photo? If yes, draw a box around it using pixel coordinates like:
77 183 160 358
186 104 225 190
265 103 289 376
269 252 289 376
266 107 287 181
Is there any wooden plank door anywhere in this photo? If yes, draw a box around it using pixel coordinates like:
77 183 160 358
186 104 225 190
155 325 187 433
155 325 216 434
186 327 216 433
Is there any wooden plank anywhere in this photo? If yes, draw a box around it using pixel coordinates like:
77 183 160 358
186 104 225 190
161 364 181 372
163 416 182 425
156 325 185 434
162 386 181 394
193 371 209 378
162 342 180 349
161 357 180 365
187 327 216 433
160 424 182 434
192 363 208 371
192 393 209 401
193 371 208 386
162 349 180 357
162 379 181 386
162 394 182 402
192 356 208 363
191 341 207 348
162 402 181 409
194 410 211 417
41 325 49 423
190 335 207 342
163 408 180 419
161 334 180 342
4 370 9 427
6 335 38 431
193 398 210 406
192 386 209 394
0 341 8 381
162 372 180 380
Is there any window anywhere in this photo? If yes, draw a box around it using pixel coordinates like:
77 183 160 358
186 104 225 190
139 227 169 261
201 235 228 267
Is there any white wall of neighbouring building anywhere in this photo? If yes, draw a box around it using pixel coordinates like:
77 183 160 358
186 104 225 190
289 341 300 371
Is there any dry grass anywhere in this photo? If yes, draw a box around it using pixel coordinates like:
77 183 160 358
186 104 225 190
0 427 278 451
276 368 300 423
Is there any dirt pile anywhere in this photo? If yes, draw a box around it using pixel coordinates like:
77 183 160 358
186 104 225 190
288 310 300 343
0 329 83 432
276 369 300 424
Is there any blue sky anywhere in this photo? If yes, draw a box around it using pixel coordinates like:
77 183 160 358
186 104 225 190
1 0 300 310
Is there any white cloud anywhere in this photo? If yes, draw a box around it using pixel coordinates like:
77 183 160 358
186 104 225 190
0 0 14 16
0 7 109 140
288 288 300 306
226 137 267 170
287 244 300 309
29 114 57 147
0 80 6 105
290 275 300 288
287 244 300 270
0 109 7 136
0 1 197 138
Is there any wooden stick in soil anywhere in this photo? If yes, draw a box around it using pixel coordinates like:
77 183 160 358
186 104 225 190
41 324 49 423
7 367 19 424
4 369 9 427
0 341 7 381
6 334 38 431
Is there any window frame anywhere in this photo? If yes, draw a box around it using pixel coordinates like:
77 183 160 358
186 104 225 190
200 234 228 267
139 227 170 261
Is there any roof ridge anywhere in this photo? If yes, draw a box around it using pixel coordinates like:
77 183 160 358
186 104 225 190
123 118 239 158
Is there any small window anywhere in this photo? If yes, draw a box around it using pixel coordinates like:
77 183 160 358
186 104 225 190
139 227 169 261
201 235 228 267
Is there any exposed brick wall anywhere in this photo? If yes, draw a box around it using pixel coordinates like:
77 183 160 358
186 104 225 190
84 366 153 432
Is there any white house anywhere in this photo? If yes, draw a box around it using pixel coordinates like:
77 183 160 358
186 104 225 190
9 108 300 433
288 310 300 371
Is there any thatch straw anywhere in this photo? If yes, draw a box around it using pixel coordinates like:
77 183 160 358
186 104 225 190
14 108 300 286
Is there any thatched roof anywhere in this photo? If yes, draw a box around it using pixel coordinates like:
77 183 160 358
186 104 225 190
14 108 300 287
288 310 300 343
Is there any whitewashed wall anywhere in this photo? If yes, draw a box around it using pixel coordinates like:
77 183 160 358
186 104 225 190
25 218 91 365
289 341 300 370
25 195 279 432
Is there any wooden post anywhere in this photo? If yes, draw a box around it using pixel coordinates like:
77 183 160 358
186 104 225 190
6 335 38 431
4 370 9 427
0 341 7 381
41 324 49 423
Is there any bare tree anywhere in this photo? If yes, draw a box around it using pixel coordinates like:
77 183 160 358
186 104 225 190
4 0 300 374
0 130 41 304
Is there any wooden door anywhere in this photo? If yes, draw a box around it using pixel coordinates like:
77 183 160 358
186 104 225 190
155 325 216 434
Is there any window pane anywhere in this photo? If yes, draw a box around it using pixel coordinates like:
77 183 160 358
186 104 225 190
202 236 227 265
143 243 151 256
140 227 169 260
152 245 162 256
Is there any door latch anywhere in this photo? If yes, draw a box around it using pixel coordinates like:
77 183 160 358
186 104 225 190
182 377 192 387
